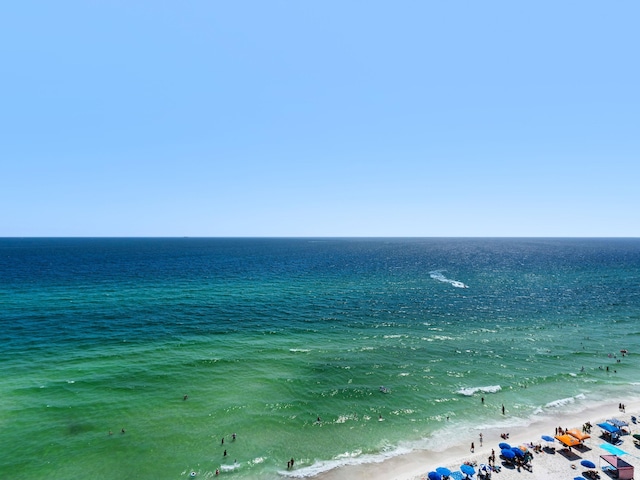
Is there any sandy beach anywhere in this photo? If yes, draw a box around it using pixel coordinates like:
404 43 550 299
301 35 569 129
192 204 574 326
313 399 640 480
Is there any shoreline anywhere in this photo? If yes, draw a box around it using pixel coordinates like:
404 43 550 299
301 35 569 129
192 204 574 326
310 397 640 480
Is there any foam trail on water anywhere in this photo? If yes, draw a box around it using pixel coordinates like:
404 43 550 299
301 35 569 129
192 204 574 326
430 270 469 288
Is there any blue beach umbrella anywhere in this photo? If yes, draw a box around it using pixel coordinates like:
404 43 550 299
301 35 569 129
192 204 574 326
436 467 452 476
581 460 596 469
428 472 442 480
498 442 511 450
460 464 475 476
541 435 555 442
501 449 515 459
511 447 524 458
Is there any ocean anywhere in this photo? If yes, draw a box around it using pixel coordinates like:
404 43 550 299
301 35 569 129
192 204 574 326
1 238 639 479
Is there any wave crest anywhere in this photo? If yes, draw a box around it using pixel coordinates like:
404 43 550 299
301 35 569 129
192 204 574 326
457 385 502 396
544 393 586 409
280 445 412 478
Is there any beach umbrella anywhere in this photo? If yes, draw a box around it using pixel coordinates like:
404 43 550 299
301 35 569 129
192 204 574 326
460 464 475 476
541 435 554 442
428 471 442 480
581 460 596 469
555 434 581 447
607 418 629 427
633 433 640 441
436 467 452 476
498 442 511 450
511 447 524 458
500 449 515 459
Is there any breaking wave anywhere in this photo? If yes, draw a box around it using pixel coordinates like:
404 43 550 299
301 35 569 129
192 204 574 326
456 385 502 396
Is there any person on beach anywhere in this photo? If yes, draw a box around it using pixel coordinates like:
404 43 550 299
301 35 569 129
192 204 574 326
471 442 475 452
479 433 483 446
501 404 505 415
290 457 295 468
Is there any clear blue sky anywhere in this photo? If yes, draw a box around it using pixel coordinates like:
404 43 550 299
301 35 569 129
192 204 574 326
2 1 638 236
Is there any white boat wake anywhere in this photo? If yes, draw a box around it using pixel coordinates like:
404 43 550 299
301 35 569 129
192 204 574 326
430 270 468 288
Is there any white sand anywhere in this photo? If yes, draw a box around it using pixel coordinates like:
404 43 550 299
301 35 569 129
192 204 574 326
312 399 640 480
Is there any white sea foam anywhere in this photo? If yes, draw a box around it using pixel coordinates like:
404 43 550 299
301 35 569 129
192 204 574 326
286 406 543 479
280 445 412 478
220 462 241 472
544 393 586 409
289 348 310 353
456 385 502 396
430 270 469 288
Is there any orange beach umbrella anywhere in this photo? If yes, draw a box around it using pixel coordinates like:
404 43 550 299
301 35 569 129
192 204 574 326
555 434 581 447
567 429 590 441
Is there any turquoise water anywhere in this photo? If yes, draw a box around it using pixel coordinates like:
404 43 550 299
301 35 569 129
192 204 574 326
1 238 639 479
